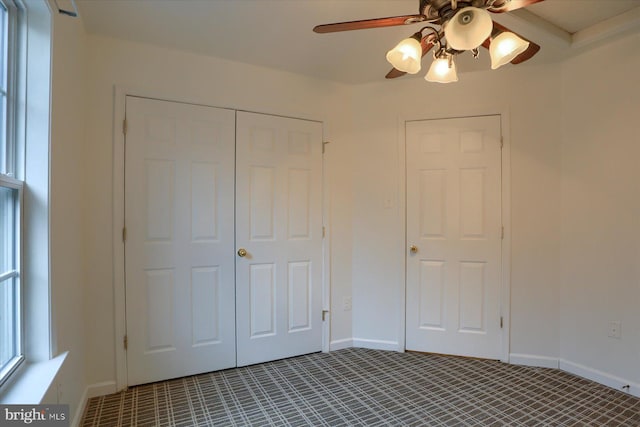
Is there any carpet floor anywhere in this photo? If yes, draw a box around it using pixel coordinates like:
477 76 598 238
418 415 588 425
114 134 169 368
81 348 640 426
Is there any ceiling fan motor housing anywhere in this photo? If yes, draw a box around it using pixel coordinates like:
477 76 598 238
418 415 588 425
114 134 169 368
420 0 486 20
444 6 493 50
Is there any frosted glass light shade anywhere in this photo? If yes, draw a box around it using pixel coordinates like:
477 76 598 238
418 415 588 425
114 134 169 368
425 57 458 83
386 37 422 74
444 7 493 50
489 31 529 69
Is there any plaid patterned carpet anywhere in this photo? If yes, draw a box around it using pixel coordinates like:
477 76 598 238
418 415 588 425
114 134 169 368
81 348 640 426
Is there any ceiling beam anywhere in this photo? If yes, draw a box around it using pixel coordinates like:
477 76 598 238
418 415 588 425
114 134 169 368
571 6 640 50
494 8 572 48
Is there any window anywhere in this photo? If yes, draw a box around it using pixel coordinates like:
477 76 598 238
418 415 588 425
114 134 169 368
0 182 21 383
0 0 23 386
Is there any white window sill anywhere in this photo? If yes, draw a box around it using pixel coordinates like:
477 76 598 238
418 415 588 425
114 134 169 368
0 351 68 404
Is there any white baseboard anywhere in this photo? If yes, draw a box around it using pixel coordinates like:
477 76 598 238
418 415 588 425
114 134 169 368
352 338 400 352
71 381 117 427
329 338 353 351
559 359 640 398
509 353 559 369
509 354 639 398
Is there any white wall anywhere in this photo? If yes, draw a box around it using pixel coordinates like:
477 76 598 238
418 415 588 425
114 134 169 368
559 32 640 392
46 7 88 420
82 35 354 386
348 63 563 358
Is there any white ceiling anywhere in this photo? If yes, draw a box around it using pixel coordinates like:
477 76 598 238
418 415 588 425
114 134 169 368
75 0 640 85
527 0 639 34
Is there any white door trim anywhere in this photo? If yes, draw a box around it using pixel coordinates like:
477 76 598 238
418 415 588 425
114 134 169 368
397 107 512 362
112 86 330 391
113 87 127 391
322 140 331 353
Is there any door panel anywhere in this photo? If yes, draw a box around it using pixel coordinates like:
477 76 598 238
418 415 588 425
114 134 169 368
235 112 323 367
125 97 236 385
288 261 312 331
406 115 502 359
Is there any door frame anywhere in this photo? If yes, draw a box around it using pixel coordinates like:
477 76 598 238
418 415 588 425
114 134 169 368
112 86 331 391
397 107 512 362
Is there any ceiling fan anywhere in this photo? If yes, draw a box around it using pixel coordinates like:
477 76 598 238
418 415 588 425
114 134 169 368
314 0 543 83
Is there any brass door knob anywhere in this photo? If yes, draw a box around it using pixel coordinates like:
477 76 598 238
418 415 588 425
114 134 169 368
237 248 247 257
409 245 418 254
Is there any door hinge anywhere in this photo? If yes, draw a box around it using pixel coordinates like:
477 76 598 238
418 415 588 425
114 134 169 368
122 226 127 243
501 226 504 240
123 335 128 350
322 226 326 238
500 136 504 149
322 310 329 321
322 141 330 154
500 317 504 329
123 119 128 135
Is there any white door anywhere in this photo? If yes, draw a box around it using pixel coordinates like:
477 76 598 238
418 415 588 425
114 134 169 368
235 111 323 367
405 115 503 359
125 97 236 385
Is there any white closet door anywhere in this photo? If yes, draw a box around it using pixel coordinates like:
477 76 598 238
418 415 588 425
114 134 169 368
405 115 503 360
235 111 323 367
125 96 236 385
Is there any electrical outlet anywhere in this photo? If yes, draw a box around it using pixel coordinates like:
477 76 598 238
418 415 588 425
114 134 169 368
343 296 352 311
608 321 621 339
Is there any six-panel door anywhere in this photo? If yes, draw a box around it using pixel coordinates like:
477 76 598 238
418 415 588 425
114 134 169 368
235 111 324 367
125 97 237 385
405 115 503 360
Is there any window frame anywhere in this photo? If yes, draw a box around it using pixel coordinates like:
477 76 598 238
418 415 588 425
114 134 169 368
0 0 24 388
1 0 19 178
0 175 23 386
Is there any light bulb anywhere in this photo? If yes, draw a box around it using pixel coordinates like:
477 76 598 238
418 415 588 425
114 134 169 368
489 32 529 69
386 36 422 74
425 57 458 83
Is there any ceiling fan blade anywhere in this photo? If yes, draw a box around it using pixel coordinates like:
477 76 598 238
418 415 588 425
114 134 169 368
481 22 541 65
385 36 436 79
489 0 544 13
385 67 408 79
313 15 427 33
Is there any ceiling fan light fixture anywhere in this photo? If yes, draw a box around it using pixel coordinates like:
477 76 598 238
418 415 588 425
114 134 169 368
489 31 530 69
425 56 458 84
444 7 493 51
386 35 422 74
